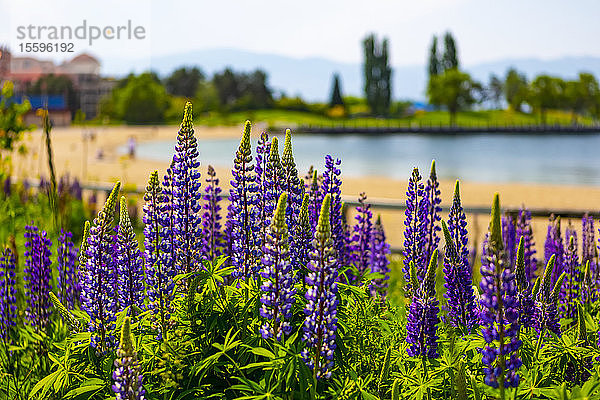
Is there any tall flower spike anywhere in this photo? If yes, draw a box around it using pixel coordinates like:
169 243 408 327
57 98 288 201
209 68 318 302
80 181 120 351
320 155 344 278
447 181 471 276
0 248 17 339
230 121 258 278
479 193 522 391
544 215 564 286
293 193 312 285
516 207 537 283
307 169 322 230
532 255 562 337
116 197 145 313
113 317 145 400
502 214 517 269
24 224 53 331
282 129 304 234
260 193 296 340
201 165 225 260
57 230 79 309
349 192 373 282
301 194 339 380
265 137 285 230
582 213 595 267
254 131 272 261
403 167 427 298
560 235 579 319
406 250 441 359
423 160 441 267
171 102 203 279
442 220 476 333
515 237 535 329
369 215 391 298
79 220 91 273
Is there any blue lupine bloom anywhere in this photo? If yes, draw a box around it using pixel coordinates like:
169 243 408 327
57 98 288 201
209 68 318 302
301 194 338 380
0 248 17 339
403 167 427 298
560 233 579 319
24 224 53 331
260 193 296 340
369 215 391 298
544 215 564 286
320 156 344 275
254 131 272 261
516 207 537 283
533 255 563 337
442 219 477 333
80 182 120 351
116 197 145 313
171 102 203 277
423 160 441 267
515 237 535 330
581 213 595 280
502 214 517 268
57 229 79 309
349 192 373 282
307 169 322 231
406 250 441 359
113 317 145 400
293 194 312 284
201 165 225 260
265 137 285 229
281 129 304 234
479 194 522 390
230 121 258 278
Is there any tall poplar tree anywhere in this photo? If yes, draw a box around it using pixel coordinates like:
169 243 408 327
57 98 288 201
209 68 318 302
329 73 344 108
442 32 459 71
428 36 441 77
363 34 392 116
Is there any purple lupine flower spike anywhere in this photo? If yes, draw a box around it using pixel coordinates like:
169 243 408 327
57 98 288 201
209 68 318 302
57 230 79 309
406 250 441 358
515 237 535 330
479 193 522 391
544 215 564 286
320 156 344 277
113 317 145 400
171 102 203 279
116 197 145 313
80 182 120 351
24 224 53 331
369 215 391 298
423 160 441 267
260 193 296 340
349 192 373 283
230 121 258 279
254 131 272 262
403 167 427 298
265 137 285 229
502 214 517 269
293 194 312 285
442 219 477 333
301 194 338 380
533 255 564 338
307 170 322 231
201 165 225 260
516 207 537 283
282 129 304 234
0 248 17 339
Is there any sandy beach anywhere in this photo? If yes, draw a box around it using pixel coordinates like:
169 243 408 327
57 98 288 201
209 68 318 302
10 124 600 253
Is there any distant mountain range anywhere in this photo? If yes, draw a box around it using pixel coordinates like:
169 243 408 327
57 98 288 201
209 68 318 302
102 48 600 102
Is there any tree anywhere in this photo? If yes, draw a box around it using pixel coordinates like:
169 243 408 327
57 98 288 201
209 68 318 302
27 74 78 117
504 68 529 112
575 73 600 118
212 68 273 111
487 74 504 109
0 81 32 152
442 32 459 71
427 68 479 125
428 36 441 77
329 73 344 108
165 67 204 98
363 34 392 116
529 75 566 124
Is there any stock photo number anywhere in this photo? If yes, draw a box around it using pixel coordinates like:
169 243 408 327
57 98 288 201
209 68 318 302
18 42 75 53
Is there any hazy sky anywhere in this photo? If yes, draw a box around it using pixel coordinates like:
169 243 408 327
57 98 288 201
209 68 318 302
1 0 599 67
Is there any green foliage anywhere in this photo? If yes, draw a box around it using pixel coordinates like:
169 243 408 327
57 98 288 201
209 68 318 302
164 66 205 98
442 31 459 71
427 68 481 125
329 73 345 108
213 68 274 112
504 68 529 112
363 33 392 116
0 81 33 169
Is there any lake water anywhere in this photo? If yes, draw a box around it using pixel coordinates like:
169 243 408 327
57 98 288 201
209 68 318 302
133 133 600 185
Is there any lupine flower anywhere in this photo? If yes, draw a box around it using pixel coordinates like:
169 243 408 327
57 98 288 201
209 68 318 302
24 224 53 331
113 317 145 400
144 171 175 339
515 207 537 283
49 291 79 334
442 220 476 333
349 192 373 282
171 102 203 278
560 235 579 319
80 182 120 351
307 169 322 230
339 202 353 273
0 248 17 339
544 215 564 286
582 213 595 267
116 197 145 313
57 230 79 309
406 250 441 358
423 160 441 267
502 214 517 268
301 194 339 380
265 137 285 230
515 237 535 329
201 165 225 260
479 194 522 390
254 131 272 260
260 193 296 340
403 167 427 298
78 220 91 275
281 129 304 233
533 255 564 337
369 215 391 298
230 121 258 278
320 155 344 274
293 193 312 285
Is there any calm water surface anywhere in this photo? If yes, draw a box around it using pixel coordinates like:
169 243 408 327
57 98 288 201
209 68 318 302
132 133 600 185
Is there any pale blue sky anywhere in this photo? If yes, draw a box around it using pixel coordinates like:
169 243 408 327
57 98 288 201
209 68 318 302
1 0 599 67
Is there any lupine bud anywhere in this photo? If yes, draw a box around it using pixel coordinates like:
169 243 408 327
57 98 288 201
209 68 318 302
113 317 145 400
260 193 296 340
301 194 338 379
533 255 562 337
201 165 225 260
515 237 535 329
0 248 17 339
24 224 53 331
